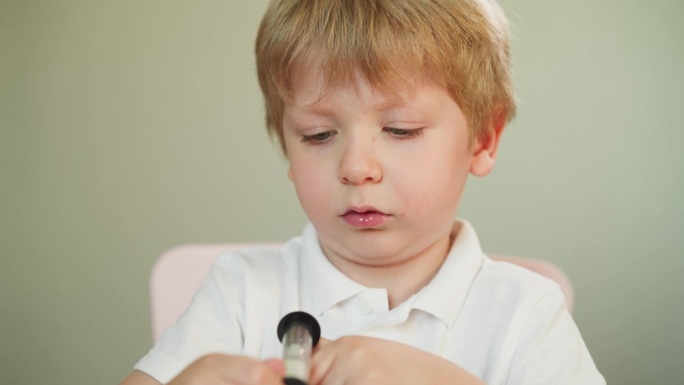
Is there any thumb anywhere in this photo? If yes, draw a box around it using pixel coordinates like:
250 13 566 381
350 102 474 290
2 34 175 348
263 358 285 376
315 337 332 349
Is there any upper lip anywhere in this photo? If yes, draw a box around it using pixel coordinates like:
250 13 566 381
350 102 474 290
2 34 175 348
342 205 387 215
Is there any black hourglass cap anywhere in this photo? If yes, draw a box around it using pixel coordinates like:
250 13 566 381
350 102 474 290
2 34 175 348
277 311 321 347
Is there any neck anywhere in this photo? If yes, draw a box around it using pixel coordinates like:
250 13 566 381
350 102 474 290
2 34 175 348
322 229 454 309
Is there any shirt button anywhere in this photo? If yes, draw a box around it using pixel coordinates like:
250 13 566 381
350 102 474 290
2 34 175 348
356 297 373 315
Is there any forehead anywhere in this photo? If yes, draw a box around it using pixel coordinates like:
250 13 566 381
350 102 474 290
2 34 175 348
286 61 430 110
283 67 460 125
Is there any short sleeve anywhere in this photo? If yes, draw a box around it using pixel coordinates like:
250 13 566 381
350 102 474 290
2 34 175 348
134 256 246 384
506 289 606 385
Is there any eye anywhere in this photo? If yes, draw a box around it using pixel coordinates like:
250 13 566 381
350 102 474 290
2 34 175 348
383 127 425 138
300 130 337 144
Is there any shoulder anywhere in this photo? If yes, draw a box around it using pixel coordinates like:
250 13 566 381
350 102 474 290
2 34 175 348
213 244 286 273
206 237 306 293
481 257 561 293
205 238 302 306
484 259 606 384
468 256 568 319
435 220 570 322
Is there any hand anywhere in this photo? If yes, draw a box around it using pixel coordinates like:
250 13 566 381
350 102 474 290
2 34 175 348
310 336 485 385
167 353 285 385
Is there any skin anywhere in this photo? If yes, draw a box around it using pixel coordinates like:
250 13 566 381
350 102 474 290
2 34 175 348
283 69 503 308
282 68 503 384
312 337 485 385
119 356 285 385
120 67 505 385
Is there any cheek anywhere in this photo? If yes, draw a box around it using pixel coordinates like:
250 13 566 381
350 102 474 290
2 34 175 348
289 162 332 212
392 149 471 211
395 173 462 210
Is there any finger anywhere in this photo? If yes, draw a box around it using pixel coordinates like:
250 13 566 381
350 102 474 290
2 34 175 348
263 358 285 376
169 354 286 385
317 337 332 348
312 337 332 356
312 337 333 362
310 339 339 385
209 355 284 385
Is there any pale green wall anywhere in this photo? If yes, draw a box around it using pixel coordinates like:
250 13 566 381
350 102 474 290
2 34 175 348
1 1 682 384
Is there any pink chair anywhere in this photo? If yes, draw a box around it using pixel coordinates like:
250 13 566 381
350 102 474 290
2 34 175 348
149 244 574 341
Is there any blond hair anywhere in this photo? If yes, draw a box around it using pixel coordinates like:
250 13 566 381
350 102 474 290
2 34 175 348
255 0 516 153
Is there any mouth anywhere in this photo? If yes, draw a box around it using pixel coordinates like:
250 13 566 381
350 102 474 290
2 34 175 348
341 206 391 228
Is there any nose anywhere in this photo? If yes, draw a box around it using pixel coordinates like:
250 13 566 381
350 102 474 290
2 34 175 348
338 135 383 185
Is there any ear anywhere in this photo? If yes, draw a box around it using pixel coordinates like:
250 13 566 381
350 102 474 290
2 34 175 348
287 164 294 181
469 109 506 177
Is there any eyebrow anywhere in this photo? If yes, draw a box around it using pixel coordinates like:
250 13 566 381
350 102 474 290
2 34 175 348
291 94 414 116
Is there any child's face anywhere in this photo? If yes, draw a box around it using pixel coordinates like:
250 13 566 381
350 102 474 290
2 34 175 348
282 68 499 270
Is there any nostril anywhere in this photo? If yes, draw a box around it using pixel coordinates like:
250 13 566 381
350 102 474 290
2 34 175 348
338 155 382 185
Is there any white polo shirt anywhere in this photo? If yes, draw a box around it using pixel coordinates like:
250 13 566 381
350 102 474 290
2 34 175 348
135 220 605 384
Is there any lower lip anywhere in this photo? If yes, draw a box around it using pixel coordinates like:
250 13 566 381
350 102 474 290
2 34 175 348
341 212 390 228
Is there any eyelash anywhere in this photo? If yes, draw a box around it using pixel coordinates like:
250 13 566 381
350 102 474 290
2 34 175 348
299 127 425 144
300 131 336 143
383 127 425 138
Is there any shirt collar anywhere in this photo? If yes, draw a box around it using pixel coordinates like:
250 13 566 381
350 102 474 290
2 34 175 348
300 223 366 316
299 220 485 327
412 220 485 328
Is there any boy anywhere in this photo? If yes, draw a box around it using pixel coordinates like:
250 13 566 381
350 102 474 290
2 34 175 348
121 0 605 384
